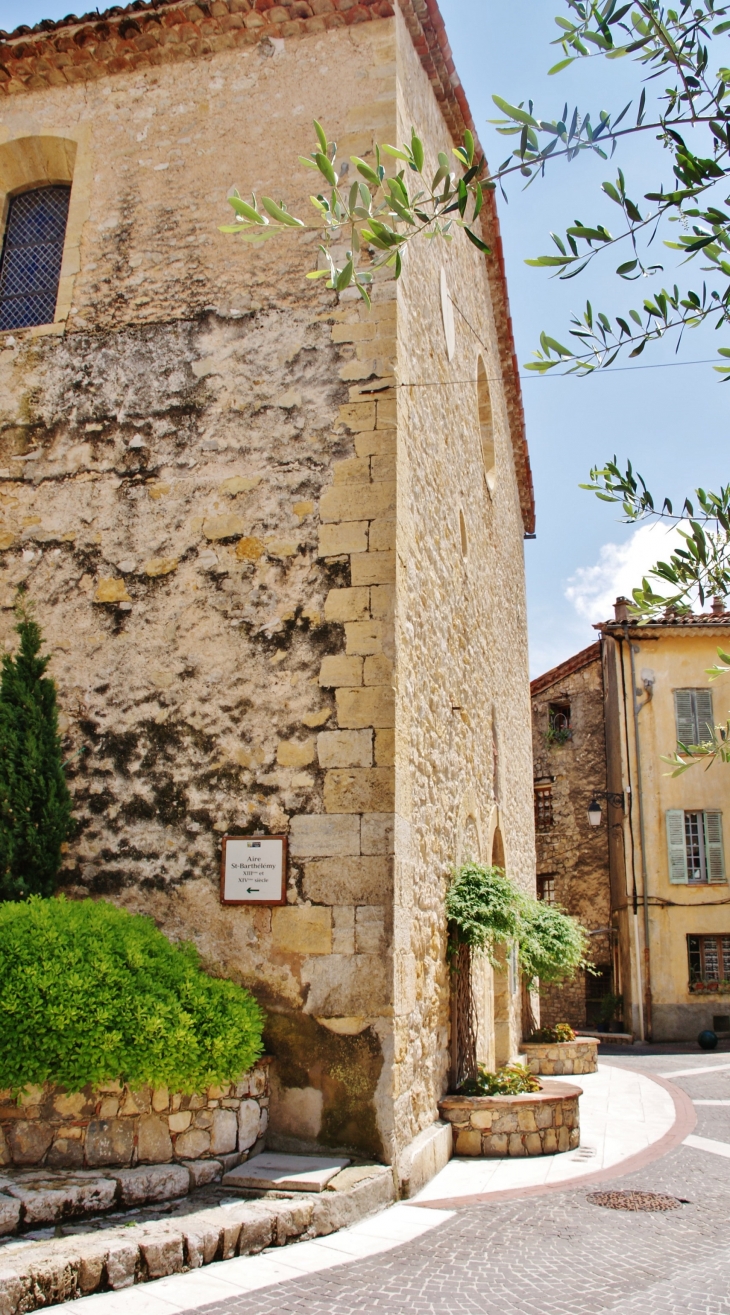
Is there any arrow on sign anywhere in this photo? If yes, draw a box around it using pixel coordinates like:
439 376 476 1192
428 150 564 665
247 887 260 894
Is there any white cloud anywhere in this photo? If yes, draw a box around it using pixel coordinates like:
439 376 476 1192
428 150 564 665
565 521 686 624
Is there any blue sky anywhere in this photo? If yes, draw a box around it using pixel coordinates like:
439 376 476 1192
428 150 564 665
2 0 728 676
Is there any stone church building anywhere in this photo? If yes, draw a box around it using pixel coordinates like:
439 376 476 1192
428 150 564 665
0 0 535 1191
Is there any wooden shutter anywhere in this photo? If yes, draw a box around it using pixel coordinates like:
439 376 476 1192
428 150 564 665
704 811 726 883
674 690 697 746
695 689 715 742
666 809 688 883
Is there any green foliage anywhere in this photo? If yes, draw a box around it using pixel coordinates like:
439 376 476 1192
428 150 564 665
0 897 265 1094
544 724 573 746
0 598 73 901
580 459 730 617
445 863 520 958
457 1062 542 1096
221 120 490 305
221 4 730 380
518 895 591 987
495 2 730 377
446 864 591 987
528 1023 577 1043
598 992 623 1027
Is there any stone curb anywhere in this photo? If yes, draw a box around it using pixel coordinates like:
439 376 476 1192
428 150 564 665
0 1166 395 1313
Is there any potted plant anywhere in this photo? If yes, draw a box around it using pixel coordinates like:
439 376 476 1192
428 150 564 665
598 991 623 1032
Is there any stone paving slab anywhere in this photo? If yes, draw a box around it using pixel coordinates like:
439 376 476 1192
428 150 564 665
222 1155 350 1194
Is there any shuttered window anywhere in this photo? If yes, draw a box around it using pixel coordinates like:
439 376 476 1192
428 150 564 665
674 688 714 748
666 809 726 883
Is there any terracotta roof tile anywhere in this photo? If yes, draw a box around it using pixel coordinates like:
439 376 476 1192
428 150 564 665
597 612 730 631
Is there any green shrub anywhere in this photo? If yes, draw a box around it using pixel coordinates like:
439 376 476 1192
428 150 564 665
457 1063 542 1096
0 897 264 1094
0 601 73 901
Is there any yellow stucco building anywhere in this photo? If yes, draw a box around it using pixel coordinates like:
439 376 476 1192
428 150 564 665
600 600 730 1042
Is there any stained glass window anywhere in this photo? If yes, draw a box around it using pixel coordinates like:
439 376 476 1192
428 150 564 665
0 186 71 331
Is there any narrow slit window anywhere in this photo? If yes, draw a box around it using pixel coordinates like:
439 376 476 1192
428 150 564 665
0 186 71 331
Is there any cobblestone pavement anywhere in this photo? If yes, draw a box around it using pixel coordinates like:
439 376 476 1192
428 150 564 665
179 1053 730 1315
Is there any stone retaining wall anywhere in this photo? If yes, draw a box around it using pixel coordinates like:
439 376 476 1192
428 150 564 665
438 1081 581 1157
0 1059 270 1170
521 1038 598 1076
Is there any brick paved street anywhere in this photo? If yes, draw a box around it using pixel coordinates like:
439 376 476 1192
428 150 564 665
178 1054 730 1315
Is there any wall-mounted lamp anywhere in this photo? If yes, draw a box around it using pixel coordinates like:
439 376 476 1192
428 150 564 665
587 791 625 826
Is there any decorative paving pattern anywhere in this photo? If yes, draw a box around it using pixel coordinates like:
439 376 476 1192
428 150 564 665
171 1054 730 1315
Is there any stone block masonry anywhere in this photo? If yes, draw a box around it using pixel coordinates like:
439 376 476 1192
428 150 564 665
521 1038 598 1076
0 1060 270 1171
0 0 535 1176
438 1082 582 1157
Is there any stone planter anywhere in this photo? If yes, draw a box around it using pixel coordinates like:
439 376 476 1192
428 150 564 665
438 1080 581 1157
0 1057 271 1170
521 1037 598 1076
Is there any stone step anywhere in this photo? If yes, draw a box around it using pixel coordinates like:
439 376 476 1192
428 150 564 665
0 1164 396 1313
0 1159 226 1235
222 1152 350 1193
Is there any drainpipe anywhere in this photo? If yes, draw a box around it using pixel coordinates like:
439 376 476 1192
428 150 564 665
615 619 644 1042
628 633 654 1041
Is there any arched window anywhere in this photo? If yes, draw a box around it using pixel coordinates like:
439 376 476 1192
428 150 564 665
0 186 71 330
476 356 495 492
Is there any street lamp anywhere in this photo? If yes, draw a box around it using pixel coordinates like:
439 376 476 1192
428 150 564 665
587 799 602 827
587 791 625 826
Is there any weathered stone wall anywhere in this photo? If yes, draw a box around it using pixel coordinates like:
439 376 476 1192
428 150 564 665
390 15 536 1156
0 20 400 1164
531 648 613 1030
0 1060 270 1169
0 10 534 1167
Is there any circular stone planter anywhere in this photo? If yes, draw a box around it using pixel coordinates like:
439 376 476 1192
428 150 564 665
0 1058 271 1171
438 1080 582 1157
522 1037 598 1076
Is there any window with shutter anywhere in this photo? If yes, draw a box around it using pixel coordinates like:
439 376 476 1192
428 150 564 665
695 689 715 742
674 690 697 747
666 809 688 883
685 811 707 882
704 810 726 883
674 688 715 748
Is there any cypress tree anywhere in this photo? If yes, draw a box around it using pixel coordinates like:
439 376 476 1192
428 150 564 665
0 595 73 900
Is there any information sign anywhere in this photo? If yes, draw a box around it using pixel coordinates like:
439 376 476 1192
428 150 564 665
220 835 287 906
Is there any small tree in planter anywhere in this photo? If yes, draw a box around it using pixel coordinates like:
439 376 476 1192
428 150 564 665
518 896 591 1036
445 863 591 1088
0 596 73 901
445 864 520 1087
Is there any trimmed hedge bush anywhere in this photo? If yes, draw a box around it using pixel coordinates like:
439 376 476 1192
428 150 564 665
0 897 264 1094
